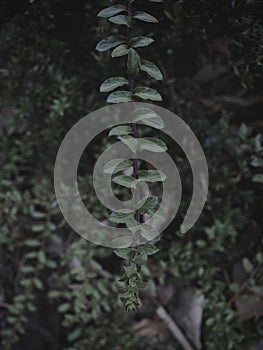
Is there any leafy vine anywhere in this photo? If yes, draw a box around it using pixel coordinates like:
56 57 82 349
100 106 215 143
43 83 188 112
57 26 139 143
96 0 165 312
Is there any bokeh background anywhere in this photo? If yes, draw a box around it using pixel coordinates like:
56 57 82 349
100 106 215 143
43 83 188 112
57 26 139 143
0 0 262 349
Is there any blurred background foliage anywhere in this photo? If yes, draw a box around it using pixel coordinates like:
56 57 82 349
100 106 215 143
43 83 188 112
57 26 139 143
0 0 263 349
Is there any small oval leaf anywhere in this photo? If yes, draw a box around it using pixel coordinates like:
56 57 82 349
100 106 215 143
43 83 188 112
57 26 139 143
112 175 138 188
138 170 167 182
107 91 133 103
131 36 155 48
97 5 126 18
96 36 125 52
108 125 132 137
134 87 162 101
138 243 159 255
132 107 157 120
109 15 130 27
132 108 164 129
140 59 163 80
103 158 133 174
138 196 158 214
127 48 141 76
133 11 159 23
109 209 134 223
112 236 133 248
114 248 134 259
111 44 129 57
252 174 263 183
117 135 140 153
139 138 167 153
140 224 159 240
100 77 128 92
243 257 254 273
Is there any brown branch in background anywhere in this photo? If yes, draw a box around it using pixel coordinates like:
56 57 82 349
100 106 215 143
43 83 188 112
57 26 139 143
227 262 262 307
156 305 195 350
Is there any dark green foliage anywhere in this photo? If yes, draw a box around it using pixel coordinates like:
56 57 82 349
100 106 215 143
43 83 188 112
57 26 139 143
0 0 262 349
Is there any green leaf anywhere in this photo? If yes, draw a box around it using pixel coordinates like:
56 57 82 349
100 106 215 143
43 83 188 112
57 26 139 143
252 174 263 183
46 260 57 269
140 59 163 80
139 138 167 152
20 279 32 288
111 44 129 57
100 77 128 92
24 239 41 247
138 196 158 214
255 134 262 152
138 243 159 255
96 36 125 52
132 107 157 120
109 15 130 27
134 87 162 101
118 135 140 153
127 48 141 76
243 257 253 273
131 36 155 48
141 116 164 129
67 327 82 342
134 280 148 289
27 303 37 312
107 91 133 103
112 236 133 248
250 156 263 167
103 158 133 175
133 11 159 23
134 253 148 265
206 318 214 327
112 175 138 188
140 224 159 240
109 125 132 136
30 211 46 219
132 108 164 129
97 5 126 18
32 224 45 232
38 250 46 264
58 302 71 313
125 217 140 233
109 209 134 223
146 204 163 218
148 0 163 2
123 265 139 279
196 240 206 248
138 170 166 182
33 278 43 290
21 266 35 273
114 248 134 259
25 251 38 259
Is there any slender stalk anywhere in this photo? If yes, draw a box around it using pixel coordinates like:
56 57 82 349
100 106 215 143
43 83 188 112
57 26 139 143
127 0 140 224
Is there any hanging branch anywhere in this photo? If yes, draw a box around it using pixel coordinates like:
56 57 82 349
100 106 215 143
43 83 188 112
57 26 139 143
96 0 165 312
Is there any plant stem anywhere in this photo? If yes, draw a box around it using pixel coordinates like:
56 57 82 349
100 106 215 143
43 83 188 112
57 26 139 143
127 0 140 224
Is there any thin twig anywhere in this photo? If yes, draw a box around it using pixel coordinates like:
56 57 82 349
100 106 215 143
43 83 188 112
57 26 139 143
156 305 195 350
127 0 141 249
227 262 262 306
